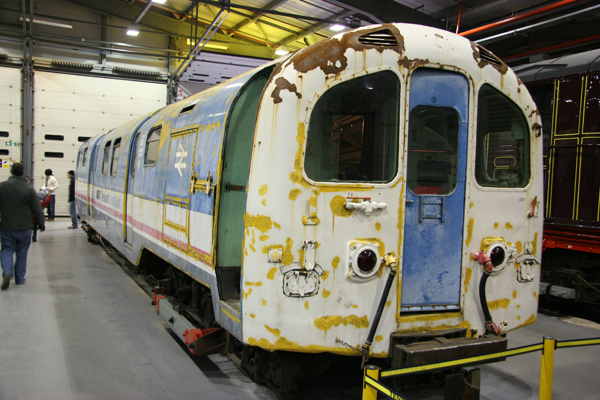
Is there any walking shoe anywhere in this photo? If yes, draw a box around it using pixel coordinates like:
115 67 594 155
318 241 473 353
32 237 37 242
47 218 54 221
1 275 10 290
16 279 26 285
68 225 78 229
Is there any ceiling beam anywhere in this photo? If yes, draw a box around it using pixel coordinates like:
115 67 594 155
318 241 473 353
229 0 290 33
325 0 445 28
277 10 354 47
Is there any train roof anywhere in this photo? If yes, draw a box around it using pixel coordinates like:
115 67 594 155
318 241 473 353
513 49 600 83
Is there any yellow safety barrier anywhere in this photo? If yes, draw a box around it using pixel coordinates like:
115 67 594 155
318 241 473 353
362 335 600 400
539 337 555 400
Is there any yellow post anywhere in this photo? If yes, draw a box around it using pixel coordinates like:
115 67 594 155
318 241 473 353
363 364 380 400
539 336 556 400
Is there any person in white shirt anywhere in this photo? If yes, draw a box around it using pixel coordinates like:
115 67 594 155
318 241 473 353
44 169 59 221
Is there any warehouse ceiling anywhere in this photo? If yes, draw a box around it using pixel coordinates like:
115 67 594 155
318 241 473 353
62 0 600 64
1 0 600 75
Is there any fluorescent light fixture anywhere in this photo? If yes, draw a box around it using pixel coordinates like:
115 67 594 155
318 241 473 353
126 24 140 36
275 46 289 56
329 24 346 32
186 39 229 50
152 0 168 3
20 16 72 29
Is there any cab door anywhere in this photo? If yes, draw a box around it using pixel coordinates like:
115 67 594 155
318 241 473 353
401 69 469 312
163 127 199 251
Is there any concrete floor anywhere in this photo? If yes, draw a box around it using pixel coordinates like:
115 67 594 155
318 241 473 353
1 218 599 400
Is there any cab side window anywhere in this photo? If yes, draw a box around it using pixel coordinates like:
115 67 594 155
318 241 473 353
110 138 121 177
102 141 111 175
144 127 161 166
476 84 530 187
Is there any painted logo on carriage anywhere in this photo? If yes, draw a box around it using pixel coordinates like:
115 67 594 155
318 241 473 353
175 144 187 176
96 189 122 208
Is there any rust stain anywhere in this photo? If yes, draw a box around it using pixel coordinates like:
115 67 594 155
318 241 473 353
398 57 430 70
471 42 508 74
271 77 302 104
291 24 406 76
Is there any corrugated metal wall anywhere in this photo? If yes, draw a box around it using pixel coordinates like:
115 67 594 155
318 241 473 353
0 67 21 182
33 72 166 215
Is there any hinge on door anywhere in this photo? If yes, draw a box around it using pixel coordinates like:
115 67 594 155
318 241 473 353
191 171 216 195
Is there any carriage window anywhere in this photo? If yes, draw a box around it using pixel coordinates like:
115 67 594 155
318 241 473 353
144 127 161 166
407 106 459 195
110 138 121 177
102 141 111 175
82 148 88 166
305 71 399 183
476 84 530 187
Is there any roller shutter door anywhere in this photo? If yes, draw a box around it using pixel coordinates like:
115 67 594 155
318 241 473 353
0 67 21 182
34 72 166 216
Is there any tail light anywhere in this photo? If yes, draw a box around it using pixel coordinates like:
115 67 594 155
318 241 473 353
347 242 382 279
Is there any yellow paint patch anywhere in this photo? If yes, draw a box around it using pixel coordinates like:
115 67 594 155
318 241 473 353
265 325 281 338
262 298 267 306
244 288 253 299
245 214 280 233
282 238 294 265
517 315 521 321
267 267 277 280
332 256 340 269
305 301 309 310
532 232 538 255
464 268 472 294
516 241 523 254
322 289 331 298
259 235 269 241
469 202 474 209
259 184 268 196
289 188 302 201
517 304 521 308
385 300 391 308
314 315 369 332
505 222 513 230
352 305 358 309
262 245 269 254
375 222 382 232
375 335 383 342
250 314 256 318
261 199 266 206
330 195 353 217
322 270 330 281
466 218 474 246
534 291 538 300
245 281 263 287
512 290 517 299
249 244 256 253
487 298 510 310
494 222 499 229
525 314 536 325
398 312 462 324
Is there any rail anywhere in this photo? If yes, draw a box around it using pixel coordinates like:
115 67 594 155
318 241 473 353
362 336 600 400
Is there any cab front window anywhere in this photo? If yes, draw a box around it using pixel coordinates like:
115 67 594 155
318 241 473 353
305 71 400 183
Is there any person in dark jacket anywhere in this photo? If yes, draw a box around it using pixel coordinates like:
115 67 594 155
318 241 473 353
67 170 78 229
0 163 46 290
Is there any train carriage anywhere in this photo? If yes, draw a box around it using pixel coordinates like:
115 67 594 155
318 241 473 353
76 23 543 392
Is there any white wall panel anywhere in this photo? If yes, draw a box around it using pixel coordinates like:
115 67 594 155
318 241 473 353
0 67 21 182
34 71 166 216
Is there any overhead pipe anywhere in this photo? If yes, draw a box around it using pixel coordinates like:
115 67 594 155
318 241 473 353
455 0 464 34
502 33 600 61
459 0 583 37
